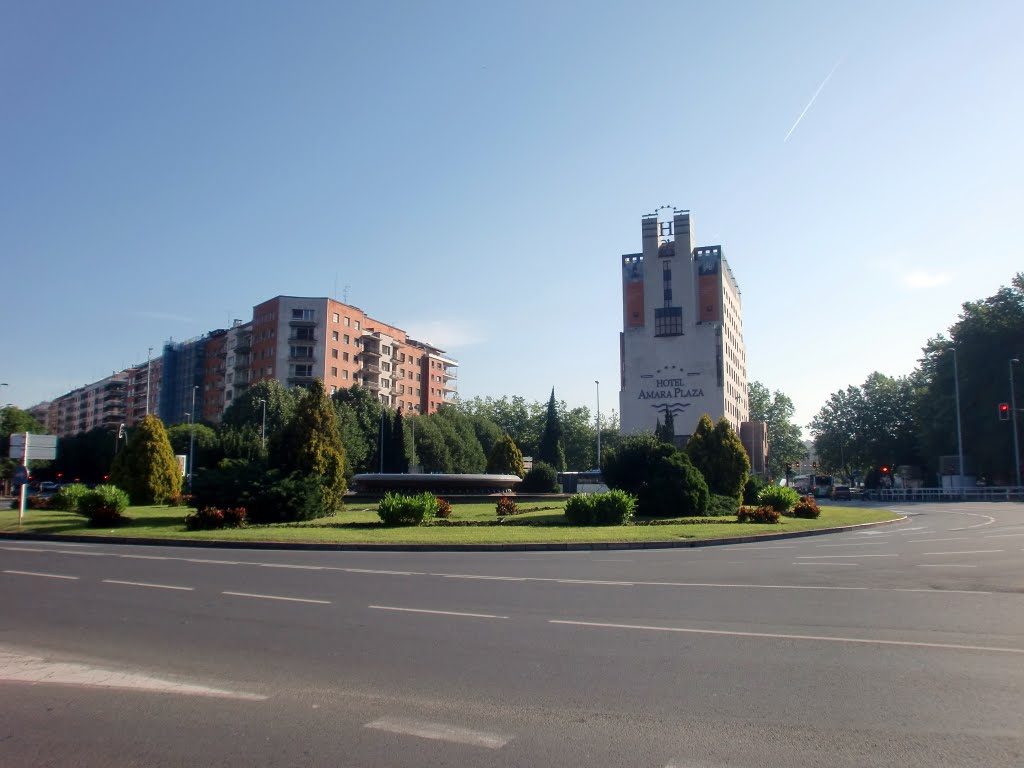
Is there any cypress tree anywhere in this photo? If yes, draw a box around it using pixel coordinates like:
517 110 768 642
388 409 409 473
537 388 565 471
110 415 182 505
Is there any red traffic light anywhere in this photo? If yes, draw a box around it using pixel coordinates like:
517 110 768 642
881 466 889 473
999 402 1010 421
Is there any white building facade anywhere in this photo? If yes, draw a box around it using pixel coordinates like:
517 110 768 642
619 208 749 443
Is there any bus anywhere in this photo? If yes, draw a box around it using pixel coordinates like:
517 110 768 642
791 474 834 498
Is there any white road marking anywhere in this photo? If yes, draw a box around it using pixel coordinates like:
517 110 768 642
344 568 424 576
369 605 509 619
550 620 1024 655
435 573 527 581
222 591 330 604
3 570 78 580
721 545 796 550
814 542 883 548
907 537 969 543
103 579 194 591
794 562 859 567
0 648 265 700
917 564 977 568
898 527 928 533
364 716 509 749
593 559 634 562
121 554 170 560
185 558 240 565
985 532 1024 538
795 554 897 559
53 550 106 556
0 547 57 553
922 550 1004 556
557 579 635 586
257 563 322 570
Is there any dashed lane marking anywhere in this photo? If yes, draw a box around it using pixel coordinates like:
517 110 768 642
103 579 194 591
369 605 509 619
917 564 977 568
3 570 78 580
794 562 859 566
222 591 330 604
550 620 1024 655
907 537 969 544
795 554 897 559
364 716 510 749
922 550 1004 556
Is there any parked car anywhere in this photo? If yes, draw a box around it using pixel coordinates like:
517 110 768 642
831 485 852 500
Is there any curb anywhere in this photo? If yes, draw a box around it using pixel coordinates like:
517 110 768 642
0 515 906 553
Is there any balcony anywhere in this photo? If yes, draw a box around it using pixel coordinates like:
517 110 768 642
362 363 380 374
287 375 315 386
361 345 380 358
288 352 315 362
289 318 316 328
361 380 380 391
233 356 250 369
234 337 252 352
288 333 316 343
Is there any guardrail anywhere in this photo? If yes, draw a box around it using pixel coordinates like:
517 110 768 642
868 487 1024 503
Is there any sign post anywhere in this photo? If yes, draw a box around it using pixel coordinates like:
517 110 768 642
8 433 58 523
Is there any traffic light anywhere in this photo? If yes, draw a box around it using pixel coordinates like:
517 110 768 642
999 402 1010 421
881 466 889 474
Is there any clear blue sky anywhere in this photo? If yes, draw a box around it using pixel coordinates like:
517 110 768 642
2 1 1021 434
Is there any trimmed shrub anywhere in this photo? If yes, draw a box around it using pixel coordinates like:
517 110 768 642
563 491 637 525
435 497 453 519
737 505 781 524
520 461 560 493
708 493 740 517
638 453 710 517
246 472 334 524
184 506 247 531
563 494 594 525
378 491 438 526
791 495 822 519
109 414 181 505
757 484 800 512
79 485 131 527
166 493 193 508
486 433 526 477
53 483 90 512
743 475 767 506
495 496 518 517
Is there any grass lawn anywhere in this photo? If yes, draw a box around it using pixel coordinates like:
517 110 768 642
0 500 899 545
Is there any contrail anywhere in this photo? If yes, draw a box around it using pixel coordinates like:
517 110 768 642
783 58 842 143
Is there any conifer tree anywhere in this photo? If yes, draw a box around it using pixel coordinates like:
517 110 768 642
486 433 526 476
387 409 409 473
537 388 565 471
110 414 182 505
269 381 348 511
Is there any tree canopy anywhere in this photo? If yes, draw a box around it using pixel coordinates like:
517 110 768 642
747 381 806 478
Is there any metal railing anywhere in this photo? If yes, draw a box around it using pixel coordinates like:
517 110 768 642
869 487 1024 503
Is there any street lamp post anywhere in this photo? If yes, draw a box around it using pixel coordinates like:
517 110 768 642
951 346 965 491
257 398 267 450
594 380 601 470
187 386 198 492
1010 359 1021 488
379 409 385 473
145 347 153 416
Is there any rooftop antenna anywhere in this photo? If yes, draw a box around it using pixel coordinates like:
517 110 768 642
343 284 351 304
334 272 338 300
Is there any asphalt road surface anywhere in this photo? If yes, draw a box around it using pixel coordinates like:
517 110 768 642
2 502 1022 767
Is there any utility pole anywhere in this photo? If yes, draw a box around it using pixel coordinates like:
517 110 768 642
258 398 267 451
1011 359 1021 488
952 346 965 493
188 386 198 492
595 380 601 470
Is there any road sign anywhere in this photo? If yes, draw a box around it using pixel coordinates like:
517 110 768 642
13 465 28 485
8 433 57 461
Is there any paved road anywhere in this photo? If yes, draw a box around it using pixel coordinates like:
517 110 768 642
2 502 1022 767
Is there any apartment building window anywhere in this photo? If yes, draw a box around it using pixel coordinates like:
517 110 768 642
331 349 339 359
290 345 314 359
332 312 340 323
382 346 391 356
330 385 337 394
354 338 361 348
382 379 390 388
332 331 339 341
416 373 421 382
416 388 420 396
381 362 390 372
344 317 350 326
354 320 360 331
343 334 350 344
293 326 315 340
342 370 349 380
290 364 313 377
343 352 349 362
331 367 338 377
291 308 315 321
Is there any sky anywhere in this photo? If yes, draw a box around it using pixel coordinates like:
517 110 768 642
2 1 1022 435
